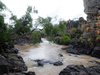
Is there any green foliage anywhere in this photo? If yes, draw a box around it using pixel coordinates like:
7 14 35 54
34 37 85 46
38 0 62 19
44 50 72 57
30 31 41 44
0 1 6 11
58 20 66 36
10 6 38 35
49 37 55 42
69 28 82 39
60 36 71 44
0 15 12 42
88 38 91 42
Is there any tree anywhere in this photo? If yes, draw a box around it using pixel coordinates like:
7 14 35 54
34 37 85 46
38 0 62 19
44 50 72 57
0 1 12 42
58 20 67 36
69 28 82 39
0 15 12 42
11 6 38 35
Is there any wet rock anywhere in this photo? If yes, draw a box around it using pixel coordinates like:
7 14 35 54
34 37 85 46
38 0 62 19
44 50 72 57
86 66 100 75
25 71 36 75
59 65 100 75
53 61 63 66
58 54 63 57
88 60 100 65
61 45 73 50
66 48 80 55
34 59 63 67
59 65 89 75
91 47 100 58
7 48 20 54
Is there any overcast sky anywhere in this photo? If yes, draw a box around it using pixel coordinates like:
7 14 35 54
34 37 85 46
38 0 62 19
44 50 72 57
1 0 87 22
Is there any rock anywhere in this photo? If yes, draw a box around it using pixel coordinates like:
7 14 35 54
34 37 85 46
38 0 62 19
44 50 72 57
0 54 27 74
59 65 100 75
66 17 86 30
0 55 9 74
66 48 80 55
59 65 89 75
34 59 44 67
3 73 25 75
7 48 20 54
53 61 63 66
58 54 63 57
83 0 100 39
61 45 73 50
91 47 100 58
25 71 36 75
78 17 87 29
88 60 100 65
7 55 27 72
34 59 63 67
86 66 100 75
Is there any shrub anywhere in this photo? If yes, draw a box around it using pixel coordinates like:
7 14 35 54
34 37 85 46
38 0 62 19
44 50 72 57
60 36 71 44
29 31 41 44
69 28 82 39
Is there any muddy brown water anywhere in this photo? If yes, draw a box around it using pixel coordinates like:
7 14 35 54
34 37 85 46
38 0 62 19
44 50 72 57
16 38 100 75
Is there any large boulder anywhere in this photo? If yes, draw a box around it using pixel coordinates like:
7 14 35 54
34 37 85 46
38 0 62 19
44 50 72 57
59 65 100 75
86 66 100 75
91 47 100 58
0 54 27 74
59 65 89 75
0 55 9 74
7 55 27 72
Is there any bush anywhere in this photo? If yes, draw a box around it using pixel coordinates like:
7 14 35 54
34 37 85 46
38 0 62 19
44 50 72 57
69 28 82 39
29 31 41 44
60 36 71 45
0 15 12 42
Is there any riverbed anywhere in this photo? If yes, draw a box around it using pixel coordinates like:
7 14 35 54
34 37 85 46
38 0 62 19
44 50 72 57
16 38 100 75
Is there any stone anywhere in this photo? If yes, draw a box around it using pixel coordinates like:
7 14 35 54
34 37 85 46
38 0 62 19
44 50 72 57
91 47 100 58
58 54 63 57
7 55 27 72
34 59 63 67
0 54 27 74
59 65 89 75
25 72 36 75
66 48 80 55
86 66 100 75
53 61 63 66
61 45 73 50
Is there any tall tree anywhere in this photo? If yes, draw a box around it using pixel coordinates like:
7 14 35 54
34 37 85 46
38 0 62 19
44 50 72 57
11 6 38 35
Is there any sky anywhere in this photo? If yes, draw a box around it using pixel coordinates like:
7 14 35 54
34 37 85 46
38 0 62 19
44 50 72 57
1 0 87 23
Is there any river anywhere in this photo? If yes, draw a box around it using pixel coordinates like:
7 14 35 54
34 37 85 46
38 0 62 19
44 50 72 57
16 38 100 75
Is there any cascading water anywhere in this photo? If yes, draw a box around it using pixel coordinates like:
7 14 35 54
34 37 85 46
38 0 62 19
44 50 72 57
16 38 100 75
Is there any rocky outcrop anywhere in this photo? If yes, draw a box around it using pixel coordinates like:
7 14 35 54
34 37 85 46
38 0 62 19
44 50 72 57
59 65 100 75
0 42 36 75
66 17 86 30
78 17 87 29
82 0 100 39
0 54 27 74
